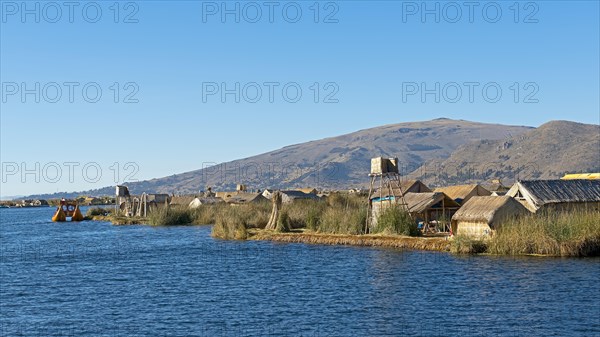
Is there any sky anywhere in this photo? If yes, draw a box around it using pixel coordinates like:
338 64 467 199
1 0 599 197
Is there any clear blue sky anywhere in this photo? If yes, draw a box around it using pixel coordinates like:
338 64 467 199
1 0 599 196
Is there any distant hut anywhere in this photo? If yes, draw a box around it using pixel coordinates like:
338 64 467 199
169 195 196 207
484 179 510 196
223 192 267 205
147 194 170 204
506 180 600 213
298 188 318 195
33 199 49 206
434 184 491 205
451 196 530 238
280 190 320 204
189 197 224 208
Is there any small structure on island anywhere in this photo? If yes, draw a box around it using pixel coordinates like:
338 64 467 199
223 192 267 204
116 185 158 217
280 190 320 204
169 195 196 207
402 192 460 233
189 197 224 209
506 179 600 213
484 179 511 196
366 157 412 233
434 184 491 205
451 196 530 238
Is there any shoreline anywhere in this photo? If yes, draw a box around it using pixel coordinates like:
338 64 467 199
248 229 452 252
89 214 599 257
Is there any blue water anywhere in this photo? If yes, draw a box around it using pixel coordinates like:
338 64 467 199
1 207 599 337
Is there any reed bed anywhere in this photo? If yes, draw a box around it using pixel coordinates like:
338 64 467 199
487 209 600 257
211 206 249 240
251 231 451 251
147 206 194 226
373 205 418 236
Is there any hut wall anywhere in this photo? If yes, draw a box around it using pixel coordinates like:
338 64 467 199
454 220 493 238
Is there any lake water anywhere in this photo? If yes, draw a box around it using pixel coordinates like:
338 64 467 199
1 207 599 337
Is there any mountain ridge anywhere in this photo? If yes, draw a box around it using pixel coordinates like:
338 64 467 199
19 118 599 200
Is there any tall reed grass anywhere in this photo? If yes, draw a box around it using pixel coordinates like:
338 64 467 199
487 209 600 256
374 205 418 236
147 206 194 226
211 206 249 240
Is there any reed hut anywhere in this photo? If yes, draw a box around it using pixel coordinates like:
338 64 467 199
484 179 510 196
189 197 224 208
506 179 600 213
370 192 459 232
298 188 318 195
146 194 169 204
451 196 530 238
280 190 320 204
403 192 460 233
169 195 196 207
434 184 491 205
223 192 267 204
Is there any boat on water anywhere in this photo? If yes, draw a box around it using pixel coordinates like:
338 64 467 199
52 199 84 222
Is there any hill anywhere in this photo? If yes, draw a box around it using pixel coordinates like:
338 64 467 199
411 120 600 187
24 118 534 199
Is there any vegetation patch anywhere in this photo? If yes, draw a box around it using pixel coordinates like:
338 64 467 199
487 209 600 257
374 205 419 236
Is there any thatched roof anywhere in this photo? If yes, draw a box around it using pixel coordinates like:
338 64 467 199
223 192 266 204
169 196 195 206
402 192 460 213
452 196 529 224
281 190 319 200
189 197 224 208
507 180 600 208
483 182 510 193
434 184 491 202
298 188 318 195
370 180 431 199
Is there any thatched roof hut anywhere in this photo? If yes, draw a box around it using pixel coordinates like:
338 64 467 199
223 192 267 204
483 179 510 195
280 190 320 203
403 192 460 214
369 180 431 200
371 192 459 233
298 188 318 195
169 196 195 206
506 179 600 212
434 184 491 205
451 196 530 238
189 197 224 208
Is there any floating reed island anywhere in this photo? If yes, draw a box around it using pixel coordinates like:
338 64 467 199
88 159 600 257
90 191 600 257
